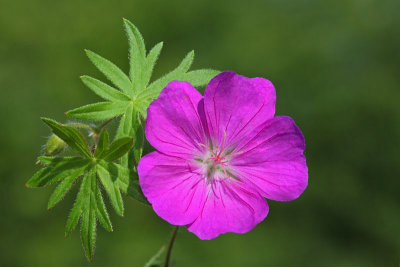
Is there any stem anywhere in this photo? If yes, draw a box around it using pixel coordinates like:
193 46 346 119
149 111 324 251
66 122 94 132
164 226 179 267
95 117 115 133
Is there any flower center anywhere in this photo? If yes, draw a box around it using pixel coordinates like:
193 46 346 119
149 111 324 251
195 132 243 183
200 145 230 181
207 149 228 167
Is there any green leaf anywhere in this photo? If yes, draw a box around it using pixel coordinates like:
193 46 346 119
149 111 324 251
123 19 146 95
81 76 131 102
183 69 220 87
80 168 97 262
63 165 115 260
96 161 124 216
115 103 134 139
66 101 128 121
47 164 88 209
85 49 132 95
143 50 195 100
143 42 163 87
41 118 92 158
115 163 148 204
94 130 109 158
27 157 89 187
65 171 87 237
95 184 113 232
101 137 133 162
37 156 77 166
115 103 144 167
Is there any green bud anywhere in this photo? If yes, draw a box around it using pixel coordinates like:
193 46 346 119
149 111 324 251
45 134 66 156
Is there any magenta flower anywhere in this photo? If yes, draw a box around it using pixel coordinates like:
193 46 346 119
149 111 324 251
138 71 308 239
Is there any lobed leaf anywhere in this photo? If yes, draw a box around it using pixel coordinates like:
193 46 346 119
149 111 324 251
37 156 78 166
27 157 89 187
66 101 128 121
65 172 87 237
115 103 144 167
143 42 163 87
96 162 124 216
123 19 146 95
115 103 134 139
101 137 133 162
85 49 132 95
80 168 97 262
81 76 131 102
183 69 220 87
143 50 194 100
94 130 109 158
114 163 148 204
95 185 113 232
41 118 92 158
47 164 88 209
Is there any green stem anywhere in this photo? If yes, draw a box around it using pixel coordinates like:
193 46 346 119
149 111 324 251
164 226 179 267
95 117 115 133
66 122 95 132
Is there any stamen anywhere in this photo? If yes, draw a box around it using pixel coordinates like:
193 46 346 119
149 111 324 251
198 135 243 182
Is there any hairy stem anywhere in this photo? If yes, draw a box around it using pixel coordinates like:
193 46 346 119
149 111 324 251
67 122 95 132
95 117 115 133
164 226 179 267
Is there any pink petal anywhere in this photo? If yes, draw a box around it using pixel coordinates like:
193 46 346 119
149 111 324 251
187 179 269 240
145 81 207 158
231 116 308 201
203 71 276 149
138 152 207 225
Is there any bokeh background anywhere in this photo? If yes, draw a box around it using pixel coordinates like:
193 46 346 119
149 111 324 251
1 0 399 266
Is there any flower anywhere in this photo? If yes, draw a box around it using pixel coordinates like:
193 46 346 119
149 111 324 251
138 71 308 239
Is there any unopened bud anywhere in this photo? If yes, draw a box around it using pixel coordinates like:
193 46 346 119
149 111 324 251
45 134 66 156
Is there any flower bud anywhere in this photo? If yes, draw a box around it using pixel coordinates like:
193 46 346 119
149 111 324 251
45 134 66 156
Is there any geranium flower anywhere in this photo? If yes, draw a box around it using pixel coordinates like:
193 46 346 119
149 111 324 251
138 71 308 239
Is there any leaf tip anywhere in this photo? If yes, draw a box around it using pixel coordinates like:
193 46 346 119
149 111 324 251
40 117 49 123
84 49 93 57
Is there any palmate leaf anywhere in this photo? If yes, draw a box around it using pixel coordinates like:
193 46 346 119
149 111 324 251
28 118 140 261
140 50 194 100
47 163 88 209
144 42 163 88
35 157 133 262
96 161 124 216
66 101 129 121
123 18 146 95
26 157 90 187
183 69 222 87
115 103 144 168
80 76 131 102
66 18 219 121
85 49 132 95
101 137 133 162
94 130 109 158
101 160 148 205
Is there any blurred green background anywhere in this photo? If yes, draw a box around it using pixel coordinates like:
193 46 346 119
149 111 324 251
1 0 399 266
